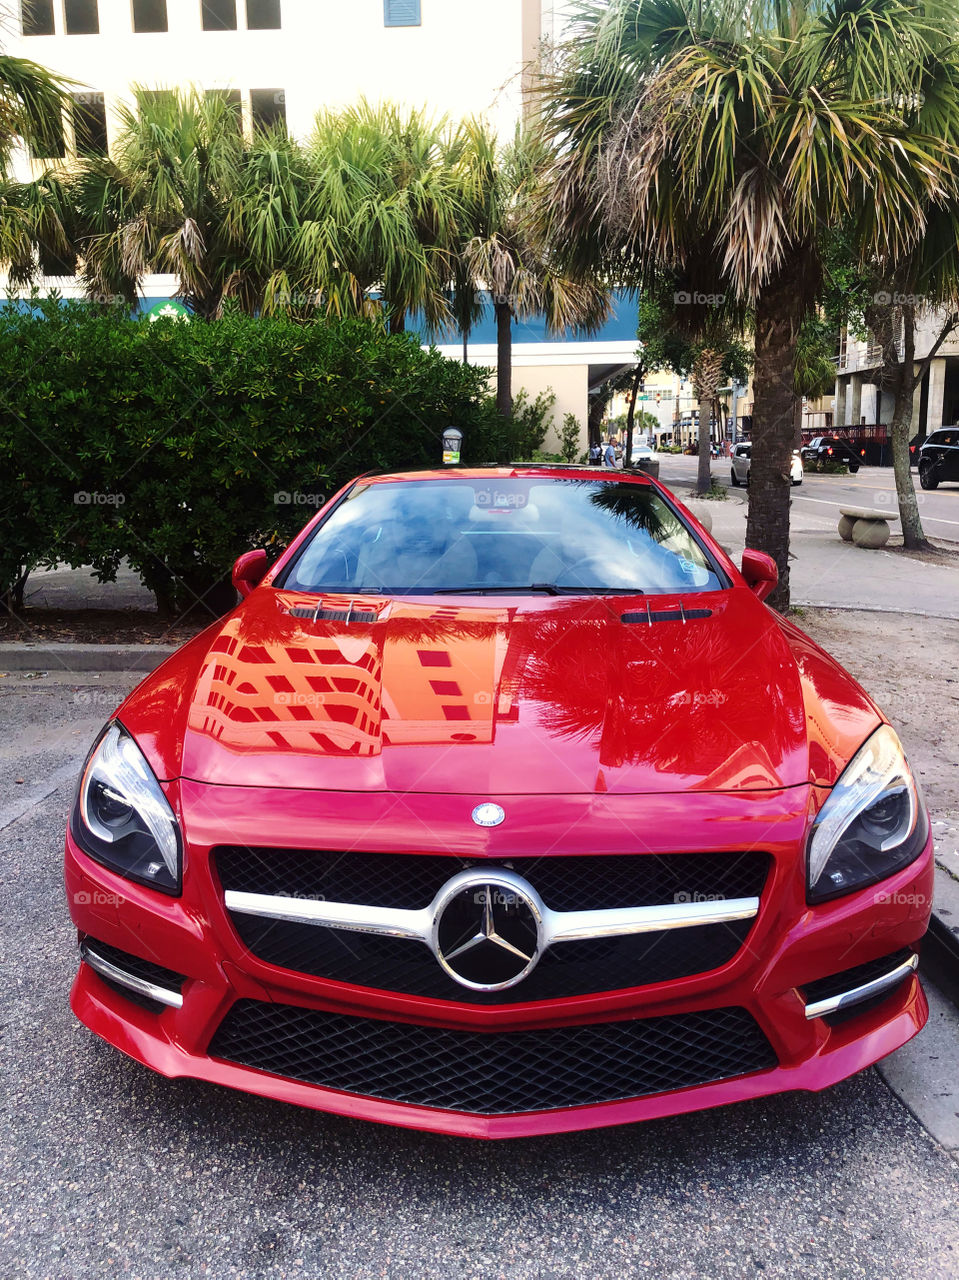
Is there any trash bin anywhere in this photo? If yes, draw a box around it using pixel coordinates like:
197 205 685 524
637 459 660 480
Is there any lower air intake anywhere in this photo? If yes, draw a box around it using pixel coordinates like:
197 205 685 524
209 1001 777 1115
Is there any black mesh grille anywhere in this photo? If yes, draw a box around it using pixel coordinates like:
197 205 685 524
213 847 769 911
229 914 754 1003
208 1000 777 1114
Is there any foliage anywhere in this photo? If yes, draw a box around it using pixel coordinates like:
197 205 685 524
0 300 515 614
539 0 959 607
559 412 581 462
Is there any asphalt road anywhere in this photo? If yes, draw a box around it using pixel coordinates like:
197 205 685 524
658 453 959 541
3 670 959 1280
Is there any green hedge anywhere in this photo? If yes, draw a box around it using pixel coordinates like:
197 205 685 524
0 301 536 615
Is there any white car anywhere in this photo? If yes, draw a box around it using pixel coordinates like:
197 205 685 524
629 440 655 463
729 442 803 487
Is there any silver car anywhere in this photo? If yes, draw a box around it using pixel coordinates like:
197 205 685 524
730 442 803 487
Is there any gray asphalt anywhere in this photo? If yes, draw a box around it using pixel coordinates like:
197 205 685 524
3 672 959 1279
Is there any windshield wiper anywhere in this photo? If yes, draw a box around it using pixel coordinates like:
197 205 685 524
429 584 645 596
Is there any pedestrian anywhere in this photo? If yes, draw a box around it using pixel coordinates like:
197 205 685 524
589 440 602 466
603 436 618 468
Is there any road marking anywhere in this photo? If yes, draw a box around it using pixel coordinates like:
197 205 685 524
791 494 959 527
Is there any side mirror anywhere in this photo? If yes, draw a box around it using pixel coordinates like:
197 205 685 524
232 549 269 599
741 548 778 602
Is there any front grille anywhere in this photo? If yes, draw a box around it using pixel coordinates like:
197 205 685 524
214 847 768 1001
228 915 754 1003
213 847 769 911
209 1000 777 1115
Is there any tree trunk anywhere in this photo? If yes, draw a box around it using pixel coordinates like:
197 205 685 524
890 305 927 549
587 392 606 450
691 347 723 495
495 302 512 418
624 365 643 467
746 267 808 612
389 309 406 335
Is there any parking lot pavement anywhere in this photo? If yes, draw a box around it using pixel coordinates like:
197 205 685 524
4 672 959 1280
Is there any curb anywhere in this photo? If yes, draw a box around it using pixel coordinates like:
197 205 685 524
0 642 178 673
922 867 959 1011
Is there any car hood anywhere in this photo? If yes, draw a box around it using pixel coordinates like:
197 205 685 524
122 587 882 795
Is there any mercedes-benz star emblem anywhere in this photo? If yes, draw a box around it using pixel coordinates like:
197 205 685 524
471 802 505 827
431 869 543 991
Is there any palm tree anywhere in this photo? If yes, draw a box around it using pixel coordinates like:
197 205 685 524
538 0 958 608
72 88 253 317
0 51 75 281
453 119 611 417
299 101 464 333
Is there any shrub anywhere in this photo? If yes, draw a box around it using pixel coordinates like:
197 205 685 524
559 412 581 462
0 300 515 615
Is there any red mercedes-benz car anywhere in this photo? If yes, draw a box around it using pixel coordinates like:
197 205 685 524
65 466 932 1139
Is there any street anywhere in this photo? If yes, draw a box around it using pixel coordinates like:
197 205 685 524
656 455 959 618
3 669 958 1280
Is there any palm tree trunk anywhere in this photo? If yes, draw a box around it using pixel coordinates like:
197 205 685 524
696 409 712 494
746 268 807 612
495 301 512 418
891 306 927 549
624 365 642 467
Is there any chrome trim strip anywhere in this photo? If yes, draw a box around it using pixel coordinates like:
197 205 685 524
80 942 184 1009
543 896 760 944
803 953 918 1020
224 887 760 946
225 891 432 942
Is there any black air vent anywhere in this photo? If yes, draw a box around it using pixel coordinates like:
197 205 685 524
621 607 712 624
289 605 379 624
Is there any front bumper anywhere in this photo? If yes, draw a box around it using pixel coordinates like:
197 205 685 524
64 784 934 1139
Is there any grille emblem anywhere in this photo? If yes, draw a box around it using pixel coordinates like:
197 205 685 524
471 802 505 827
431 869 543 991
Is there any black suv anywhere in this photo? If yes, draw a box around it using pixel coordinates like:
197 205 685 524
918 429 959 489
800 436 861 472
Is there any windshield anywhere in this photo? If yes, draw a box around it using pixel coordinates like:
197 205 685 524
280 476 726 596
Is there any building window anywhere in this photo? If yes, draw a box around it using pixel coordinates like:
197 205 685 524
132 0 168 32
246 0 280 29
204 88 242 130
250 88 286 134
72 93 108 154
30 111 65 159
21 0 55 35
201 0 236 30
64 0 99 34
383 0 420 26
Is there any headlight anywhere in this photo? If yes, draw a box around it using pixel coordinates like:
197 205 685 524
807 724 928 903
71 722 182 895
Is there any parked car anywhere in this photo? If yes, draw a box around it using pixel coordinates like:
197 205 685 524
800 436 861 472
629 440 655 463
918 428 959 489
65 466 932 1139
909 434 926 467
729 441 803 486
